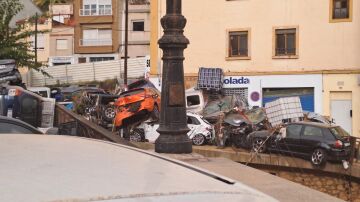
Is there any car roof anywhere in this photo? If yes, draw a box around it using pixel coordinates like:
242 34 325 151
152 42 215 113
0 135 276 202
0 116 42 134
290 121 336 128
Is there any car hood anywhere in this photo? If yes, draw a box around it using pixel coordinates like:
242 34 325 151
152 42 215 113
0 134 277 202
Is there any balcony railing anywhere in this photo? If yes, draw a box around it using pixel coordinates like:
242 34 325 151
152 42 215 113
80 39 112 46
79 8 112 16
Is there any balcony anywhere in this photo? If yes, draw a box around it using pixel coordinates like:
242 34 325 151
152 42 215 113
80 39 112 46
80 8 112 16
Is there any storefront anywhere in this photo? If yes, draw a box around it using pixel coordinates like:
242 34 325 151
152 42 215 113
223 74 323 114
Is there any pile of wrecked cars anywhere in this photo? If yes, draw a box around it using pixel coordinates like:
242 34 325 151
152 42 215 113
69 78 355 166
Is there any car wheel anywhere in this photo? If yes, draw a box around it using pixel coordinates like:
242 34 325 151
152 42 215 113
311 148 327 167
129 128 145 142
252 138 266 153
192 134 206 146
102 105 116 122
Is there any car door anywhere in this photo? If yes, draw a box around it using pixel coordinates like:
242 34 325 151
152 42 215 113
277 124 303 154
187 115 201 138
300 125 324 156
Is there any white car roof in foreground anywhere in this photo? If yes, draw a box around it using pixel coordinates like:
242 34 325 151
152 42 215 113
0 134 277 202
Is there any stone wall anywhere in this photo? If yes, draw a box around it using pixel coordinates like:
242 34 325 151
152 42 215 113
262 168 360 201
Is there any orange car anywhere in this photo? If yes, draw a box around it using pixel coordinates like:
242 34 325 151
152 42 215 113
113 88 161 129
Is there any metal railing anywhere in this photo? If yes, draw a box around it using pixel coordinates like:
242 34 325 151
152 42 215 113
80 39 112 46
80 8 112 16
54 104 136 147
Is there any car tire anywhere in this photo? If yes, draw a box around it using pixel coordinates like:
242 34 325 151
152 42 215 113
102 105 116 122
311 148 327 167
252 138 266 153
129 128 145 142
192 134 206 146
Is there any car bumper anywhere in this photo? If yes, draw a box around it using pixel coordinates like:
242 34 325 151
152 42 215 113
327 148 351 161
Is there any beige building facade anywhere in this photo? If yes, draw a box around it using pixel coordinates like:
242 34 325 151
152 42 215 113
49 4 75 66
121 3 150 58
150 0 360 137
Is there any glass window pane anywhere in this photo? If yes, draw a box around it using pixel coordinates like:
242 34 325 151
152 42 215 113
133 21 144 31
303 126 323 137
286 125 302 138
230 35 239 56
239 34 248 56
0 122 34 134
276 34 285 55
286 33 296 55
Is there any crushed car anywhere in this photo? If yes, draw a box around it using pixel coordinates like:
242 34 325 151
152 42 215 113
247 122 352 167
130 112 214 146
0 59 24 87
113 87 161 137
214 107 268 148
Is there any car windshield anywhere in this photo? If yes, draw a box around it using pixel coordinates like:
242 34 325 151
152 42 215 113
330 127 350 139
201 117 210 124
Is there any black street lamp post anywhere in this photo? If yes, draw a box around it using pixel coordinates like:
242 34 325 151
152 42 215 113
155 0 192 153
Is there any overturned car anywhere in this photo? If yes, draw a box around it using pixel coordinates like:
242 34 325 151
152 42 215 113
114 88 161 136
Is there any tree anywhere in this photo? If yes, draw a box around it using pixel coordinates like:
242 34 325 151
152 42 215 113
0 0 48 75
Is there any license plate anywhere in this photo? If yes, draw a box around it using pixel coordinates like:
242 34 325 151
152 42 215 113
344 142 351 147
8 89 16 96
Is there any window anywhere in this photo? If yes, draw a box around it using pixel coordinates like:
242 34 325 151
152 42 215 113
187 116 200 125
303 126 323 137
82 0 112 16
78 57 87 63
89 57 114 62
31 34 45 50
56 39 68 50
133 21 145 31
332 0 350 19
228 31 248 58
187 95 200 107
274 28 299 58
0 122 34 134
286 125 302 138
82 29 112 46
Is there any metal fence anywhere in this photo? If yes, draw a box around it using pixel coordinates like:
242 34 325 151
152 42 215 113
54 103 136 147
30 57 148 86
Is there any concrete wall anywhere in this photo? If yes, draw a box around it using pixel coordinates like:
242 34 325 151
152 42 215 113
260 168 360 202
151 0 360 75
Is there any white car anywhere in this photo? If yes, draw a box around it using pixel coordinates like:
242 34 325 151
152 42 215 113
0 134 277 202
132 112 214 145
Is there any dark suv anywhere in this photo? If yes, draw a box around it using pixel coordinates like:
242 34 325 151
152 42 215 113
248 122 352 166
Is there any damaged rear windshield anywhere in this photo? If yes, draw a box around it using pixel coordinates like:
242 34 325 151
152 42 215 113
330 127 350 139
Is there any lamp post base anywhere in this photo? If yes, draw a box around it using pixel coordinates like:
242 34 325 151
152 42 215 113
155 134 192 154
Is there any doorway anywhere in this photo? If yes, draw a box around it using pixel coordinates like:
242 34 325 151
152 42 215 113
330 92 352 135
